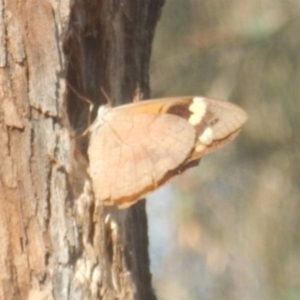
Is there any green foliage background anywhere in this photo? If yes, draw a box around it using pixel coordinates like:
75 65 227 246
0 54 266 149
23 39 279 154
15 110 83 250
147 1 300 299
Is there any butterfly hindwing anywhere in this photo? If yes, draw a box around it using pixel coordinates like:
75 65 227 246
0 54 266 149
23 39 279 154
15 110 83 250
88 110 196 207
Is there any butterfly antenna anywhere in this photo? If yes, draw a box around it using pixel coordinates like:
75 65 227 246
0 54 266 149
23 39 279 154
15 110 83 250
67 82 95 127
72 126 90 139
72 87 110 139
100 87 113 106
67 82 93 107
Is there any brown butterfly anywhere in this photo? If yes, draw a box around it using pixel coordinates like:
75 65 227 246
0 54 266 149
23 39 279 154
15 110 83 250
88 96 247 208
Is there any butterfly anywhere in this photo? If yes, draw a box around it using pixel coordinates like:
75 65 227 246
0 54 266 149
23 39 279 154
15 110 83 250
87 96 247 208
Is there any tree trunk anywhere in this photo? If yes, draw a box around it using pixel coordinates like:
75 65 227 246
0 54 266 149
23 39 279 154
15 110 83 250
0 0 164 299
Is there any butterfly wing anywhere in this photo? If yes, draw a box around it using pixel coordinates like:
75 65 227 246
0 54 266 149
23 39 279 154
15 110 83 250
88 96 247 207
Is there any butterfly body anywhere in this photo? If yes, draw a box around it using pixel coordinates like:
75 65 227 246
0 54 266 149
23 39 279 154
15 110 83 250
88 96 247 208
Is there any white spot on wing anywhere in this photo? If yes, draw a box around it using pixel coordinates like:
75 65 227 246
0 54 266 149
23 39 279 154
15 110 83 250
188 97 207 125
188 114 202 125
195 144 206 153
193 96 205 103
199 127 213 145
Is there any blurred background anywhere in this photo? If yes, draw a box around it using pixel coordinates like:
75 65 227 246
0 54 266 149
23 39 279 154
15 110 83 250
146 1 300 299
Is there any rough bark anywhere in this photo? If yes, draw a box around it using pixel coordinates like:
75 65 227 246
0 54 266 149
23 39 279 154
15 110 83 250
0 0 164 299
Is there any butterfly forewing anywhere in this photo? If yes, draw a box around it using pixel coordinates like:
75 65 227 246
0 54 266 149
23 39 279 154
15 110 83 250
88 96 247 207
